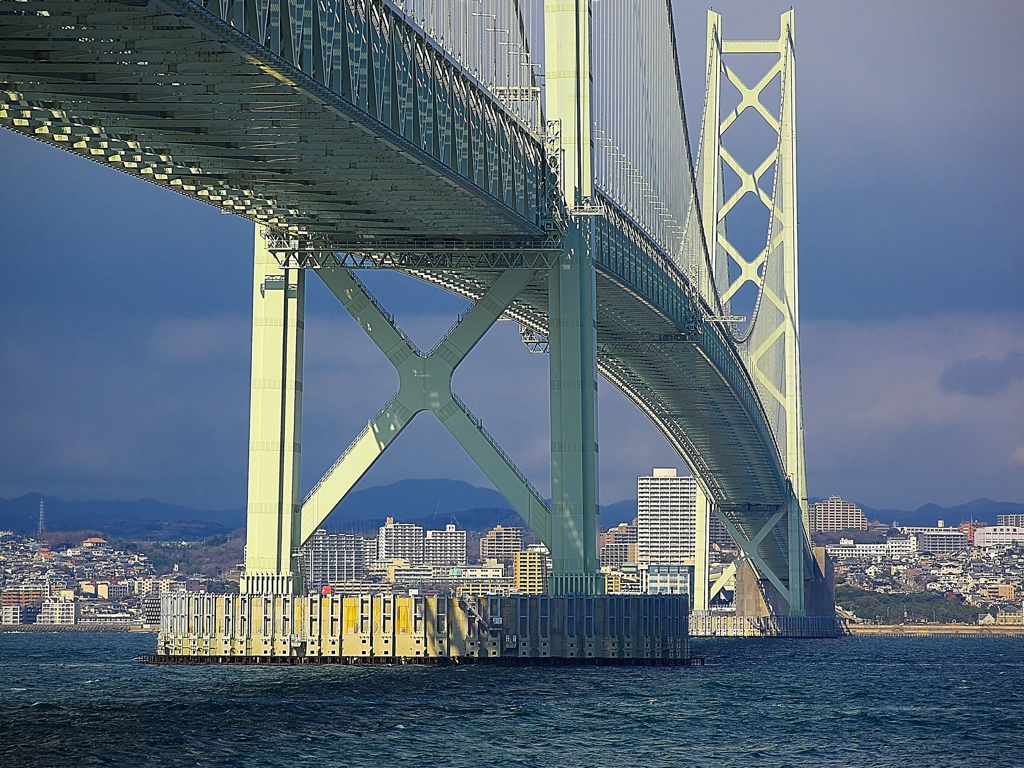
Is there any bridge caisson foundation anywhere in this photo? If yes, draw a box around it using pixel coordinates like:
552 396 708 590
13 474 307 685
155 594 690 664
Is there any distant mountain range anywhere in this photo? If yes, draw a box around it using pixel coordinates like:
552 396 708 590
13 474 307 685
0 479 524 540
857 499 1024 528
0 495 246 540
2 480 1020 540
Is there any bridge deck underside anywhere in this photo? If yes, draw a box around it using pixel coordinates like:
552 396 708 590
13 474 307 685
590 276 791 580
0 0 800 585
0 0 545 247
409 267 793 583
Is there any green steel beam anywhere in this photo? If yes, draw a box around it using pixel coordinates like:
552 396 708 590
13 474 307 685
712 508 789 604
299 267 551 546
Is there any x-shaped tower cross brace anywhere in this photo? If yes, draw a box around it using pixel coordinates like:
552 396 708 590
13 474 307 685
709 509 789 604
300 268 552 545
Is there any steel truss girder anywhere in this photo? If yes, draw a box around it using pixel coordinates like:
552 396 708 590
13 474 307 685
591 197 787 504
273 250 560 270
0 0 556 244
299 267 552 546
260 229 563 270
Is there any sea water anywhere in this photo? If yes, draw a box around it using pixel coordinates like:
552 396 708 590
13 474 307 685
1 632 1022 767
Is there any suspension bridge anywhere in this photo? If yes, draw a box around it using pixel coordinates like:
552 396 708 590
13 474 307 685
0 0 835 658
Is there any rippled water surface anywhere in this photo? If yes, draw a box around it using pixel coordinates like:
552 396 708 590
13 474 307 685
1 632 1022 767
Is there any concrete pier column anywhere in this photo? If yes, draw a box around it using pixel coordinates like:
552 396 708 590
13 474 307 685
692 484 711 612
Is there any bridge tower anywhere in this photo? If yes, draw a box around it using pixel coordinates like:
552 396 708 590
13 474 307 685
697 11 809 614
241 227 305 595
544 0 602 594
235 0 605 597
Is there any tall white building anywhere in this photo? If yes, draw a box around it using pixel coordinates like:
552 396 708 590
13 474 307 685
637 468 697 565
424 524 467 566
810 496 868 532
377 517 425 565
301 529 365 589
479 525 524 563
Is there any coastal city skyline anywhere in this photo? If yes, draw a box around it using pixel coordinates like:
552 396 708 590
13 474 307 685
5 477 1024 633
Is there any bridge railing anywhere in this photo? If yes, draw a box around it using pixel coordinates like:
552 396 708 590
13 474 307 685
179 0 553 229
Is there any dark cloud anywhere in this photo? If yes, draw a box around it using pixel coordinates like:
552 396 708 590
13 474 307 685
939 352 1024 397
802 315 1024 509
2 2 1022 509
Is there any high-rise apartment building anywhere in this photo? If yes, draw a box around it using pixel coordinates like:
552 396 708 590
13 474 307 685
708 515 735 549
997 514 1024 528
377 517 425 565
637 468 697 565
514 550 548 595
810 496 868 532
301 529 366 590
599 542 632 570
424 524 467 566
361 536 378 568
479 525 523 563
600 521 637 548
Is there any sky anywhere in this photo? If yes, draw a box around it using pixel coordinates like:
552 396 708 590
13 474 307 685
0 1 1021 512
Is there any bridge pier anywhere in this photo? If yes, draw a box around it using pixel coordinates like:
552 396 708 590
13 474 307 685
240 226 305 596
236 228 607 595
787 496 805 616
547 223 602 595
